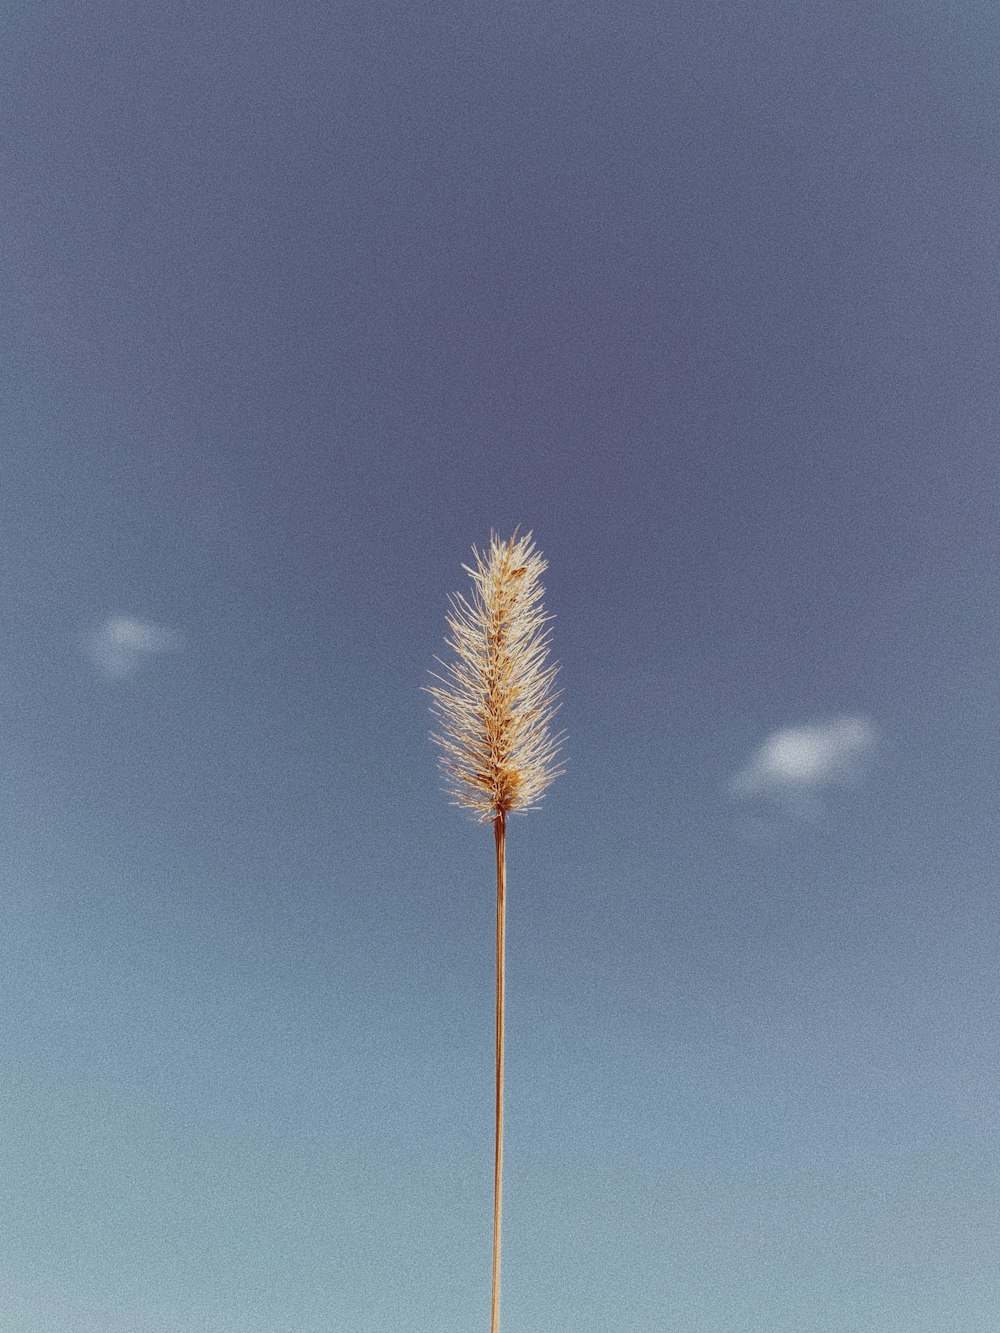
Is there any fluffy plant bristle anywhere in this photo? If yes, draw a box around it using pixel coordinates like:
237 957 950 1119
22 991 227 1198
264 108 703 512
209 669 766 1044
427 530 564 821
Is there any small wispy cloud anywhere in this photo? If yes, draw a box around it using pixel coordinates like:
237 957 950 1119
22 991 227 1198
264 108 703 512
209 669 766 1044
83 615 183 680
729 715 876 802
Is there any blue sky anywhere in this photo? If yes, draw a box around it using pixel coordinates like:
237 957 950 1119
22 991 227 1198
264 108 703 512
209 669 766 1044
3 2 999 1330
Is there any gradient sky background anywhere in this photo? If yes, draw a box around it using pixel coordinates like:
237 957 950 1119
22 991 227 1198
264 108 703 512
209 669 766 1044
3 3 999 1331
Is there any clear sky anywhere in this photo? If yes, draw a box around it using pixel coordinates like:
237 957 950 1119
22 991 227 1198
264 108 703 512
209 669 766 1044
3 3 999 1330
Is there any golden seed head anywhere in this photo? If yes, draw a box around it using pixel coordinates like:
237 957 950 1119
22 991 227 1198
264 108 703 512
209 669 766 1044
427 530 565 821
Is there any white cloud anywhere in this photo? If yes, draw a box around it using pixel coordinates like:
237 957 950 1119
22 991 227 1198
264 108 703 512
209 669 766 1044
83 615 183 680
729 715 876 800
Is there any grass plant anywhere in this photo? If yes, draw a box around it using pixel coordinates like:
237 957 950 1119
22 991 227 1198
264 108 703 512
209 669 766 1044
427 530 563 1333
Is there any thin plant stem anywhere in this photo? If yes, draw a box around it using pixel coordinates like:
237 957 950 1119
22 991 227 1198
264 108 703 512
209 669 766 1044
491 811 506 1333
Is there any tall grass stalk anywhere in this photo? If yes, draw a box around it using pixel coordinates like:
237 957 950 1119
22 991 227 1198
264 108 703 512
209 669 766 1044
427 531 563 1333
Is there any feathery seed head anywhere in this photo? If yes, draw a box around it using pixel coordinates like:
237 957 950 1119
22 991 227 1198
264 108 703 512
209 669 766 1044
427 530 564 821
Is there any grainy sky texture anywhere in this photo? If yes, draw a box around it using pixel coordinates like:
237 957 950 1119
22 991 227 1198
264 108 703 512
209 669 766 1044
3 3 999 1331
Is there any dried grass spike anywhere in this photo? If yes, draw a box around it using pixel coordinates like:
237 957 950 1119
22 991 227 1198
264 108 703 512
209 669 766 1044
427 530 564 822
426 530 565 1332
